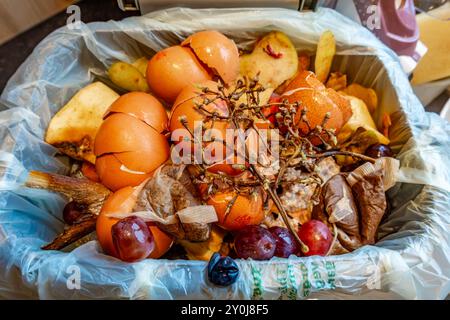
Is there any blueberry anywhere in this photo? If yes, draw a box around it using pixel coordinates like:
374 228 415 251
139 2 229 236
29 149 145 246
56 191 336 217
207 252 221 275
207 252 239 287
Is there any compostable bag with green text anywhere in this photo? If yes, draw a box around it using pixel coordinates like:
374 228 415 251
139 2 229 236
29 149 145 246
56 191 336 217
0 8 449 299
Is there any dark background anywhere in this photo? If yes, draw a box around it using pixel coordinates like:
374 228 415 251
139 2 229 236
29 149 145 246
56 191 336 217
0 0 138 93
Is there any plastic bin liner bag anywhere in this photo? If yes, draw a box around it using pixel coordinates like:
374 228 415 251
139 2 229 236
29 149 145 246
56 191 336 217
0 8 449 299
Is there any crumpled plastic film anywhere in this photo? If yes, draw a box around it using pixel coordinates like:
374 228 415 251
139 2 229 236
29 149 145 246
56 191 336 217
0 8 449 299
396 114 450 192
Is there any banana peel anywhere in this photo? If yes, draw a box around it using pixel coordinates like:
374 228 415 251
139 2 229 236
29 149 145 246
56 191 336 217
45 82 119 164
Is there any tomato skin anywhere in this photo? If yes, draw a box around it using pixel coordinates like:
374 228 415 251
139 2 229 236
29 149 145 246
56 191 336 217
206 154 248 177
263 94 281 125
169 81 229 134
97 186 136 257
104 91 168 133
146 223 174 259
147 46 212 103
94 111 169 191
207 163 244 176
170 80 238 172
81 161 99 182
207 190 264 231
280 71 352 145
181 30 240 84
95 154 153 191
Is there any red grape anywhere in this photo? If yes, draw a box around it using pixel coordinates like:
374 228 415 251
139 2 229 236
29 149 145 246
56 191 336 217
297 220 332 257
269 226 300 258
234 225 276 260
365 143 393 158
63 202 83 225
111 216 155 262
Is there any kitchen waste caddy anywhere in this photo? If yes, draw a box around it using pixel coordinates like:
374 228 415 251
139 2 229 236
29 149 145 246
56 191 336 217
0 8 449 300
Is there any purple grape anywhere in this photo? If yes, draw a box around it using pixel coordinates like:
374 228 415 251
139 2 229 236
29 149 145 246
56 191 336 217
63 202 83 225
111 216 155 262
365 143 393 158
234 226 276 260
269 226 299 258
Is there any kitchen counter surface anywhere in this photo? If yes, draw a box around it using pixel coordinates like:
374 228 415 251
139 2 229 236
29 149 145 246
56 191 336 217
0 0 138 93
0 0 447 116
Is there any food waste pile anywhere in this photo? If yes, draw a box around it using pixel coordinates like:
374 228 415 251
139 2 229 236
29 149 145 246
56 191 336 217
25 30 399 287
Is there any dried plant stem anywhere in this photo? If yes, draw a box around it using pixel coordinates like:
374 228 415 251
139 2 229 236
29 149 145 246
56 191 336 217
188 79 374 256
25 171 111 216
248 165 309 254
195 104 230 120
223 191 239 223
306 151 376 163
42 215 97 250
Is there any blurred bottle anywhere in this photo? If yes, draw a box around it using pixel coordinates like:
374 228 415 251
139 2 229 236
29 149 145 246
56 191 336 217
317 0 427 74
118 0 307 12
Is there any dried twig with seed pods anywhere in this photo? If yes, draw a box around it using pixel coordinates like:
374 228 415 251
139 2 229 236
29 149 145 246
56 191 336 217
177 76 375 254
